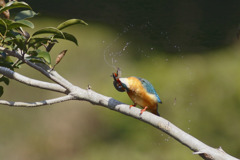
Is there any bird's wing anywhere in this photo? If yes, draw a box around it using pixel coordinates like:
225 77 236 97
137 77 162 103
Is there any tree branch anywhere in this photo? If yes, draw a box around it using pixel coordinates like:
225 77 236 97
0 66 68 94
0 47 75 92
72 88 239 160
0 47 238 160
0 95 75 107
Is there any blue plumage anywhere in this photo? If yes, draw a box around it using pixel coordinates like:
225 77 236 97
136 77 162 103
112 70 162 116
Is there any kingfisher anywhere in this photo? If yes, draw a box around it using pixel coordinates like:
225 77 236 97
112 69 162 116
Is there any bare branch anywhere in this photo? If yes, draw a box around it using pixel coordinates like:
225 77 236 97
0 95 75 107
0 47 238 159
71 88 240 160
0 66 68 94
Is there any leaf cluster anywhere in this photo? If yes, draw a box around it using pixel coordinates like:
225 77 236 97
0 0 87 96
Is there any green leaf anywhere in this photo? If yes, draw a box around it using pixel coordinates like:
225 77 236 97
0 1 32 15
28 37 51 49
32 27 79 45
54 32 78 45
26 50 51 65
0 76 10 85
0 86 3 97
14 10 38 21
11 34 27 51
8 20 34 29
26 57 45 65
37 50 51 64
0 18 7 29
32 27 64 37
57 19 88 30
5 31 21 41
5 56 13 63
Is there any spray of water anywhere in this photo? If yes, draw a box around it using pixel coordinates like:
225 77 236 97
103 25 133 70
103 40 131 70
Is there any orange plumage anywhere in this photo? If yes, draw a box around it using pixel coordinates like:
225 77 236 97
113 71 162 116
124 77 160 115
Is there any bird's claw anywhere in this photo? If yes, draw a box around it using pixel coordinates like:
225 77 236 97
129 104 136 109
140 106 148 115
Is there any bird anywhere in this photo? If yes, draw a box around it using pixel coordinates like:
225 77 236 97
113 71 162 116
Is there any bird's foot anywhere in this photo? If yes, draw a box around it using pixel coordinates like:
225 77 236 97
140 106 148 115
129 104 136 109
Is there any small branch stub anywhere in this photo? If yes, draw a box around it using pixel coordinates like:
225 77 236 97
87 84 92 90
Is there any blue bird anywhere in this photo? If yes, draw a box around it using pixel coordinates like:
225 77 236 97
113 71 162 116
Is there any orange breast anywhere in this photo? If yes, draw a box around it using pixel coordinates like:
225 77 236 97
126 77 158 112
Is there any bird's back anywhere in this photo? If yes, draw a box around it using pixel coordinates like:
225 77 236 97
135 77 162 103
126 77 160 112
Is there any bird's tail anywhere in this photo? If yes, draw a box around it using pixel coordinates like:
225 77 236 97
151 109 160 116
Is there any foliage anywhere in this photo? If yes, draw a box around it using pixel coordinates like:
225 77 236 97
0 1 87 96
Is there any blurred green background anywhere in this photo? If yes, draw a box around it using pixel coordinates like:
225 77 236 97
1 0 240 159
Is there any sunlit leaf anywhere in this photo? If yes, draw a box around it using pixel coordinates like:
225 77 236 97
8 20 34 29
26 50 51 65
54 32 78 45
57 19 88 30
0 76 10 85
32 27 78 45
31 49 51 64
37 50 51 64
0 1 32 14
32 27 64 37
14 10 38 21
5 56 13 63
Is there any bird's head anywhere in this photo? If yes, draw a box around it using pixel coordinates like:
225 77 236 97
112 72 125 92
118 78 130 91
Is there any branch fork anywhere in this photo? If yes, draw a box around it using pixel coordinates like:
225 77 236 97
0 47 239 160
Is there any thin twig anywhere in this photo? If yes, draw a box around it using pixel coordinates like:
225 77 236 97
0 95 75 107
